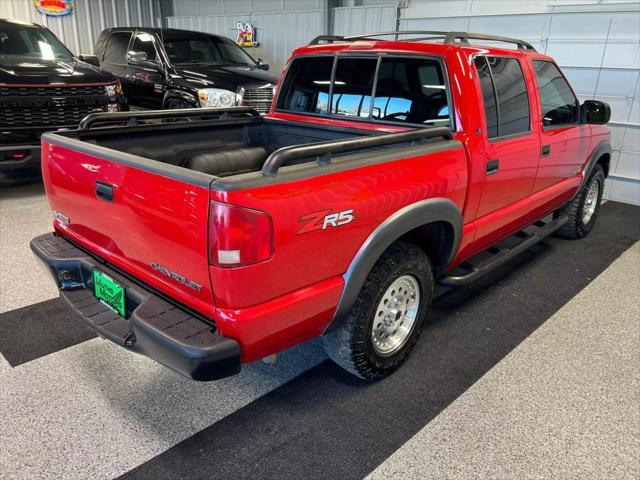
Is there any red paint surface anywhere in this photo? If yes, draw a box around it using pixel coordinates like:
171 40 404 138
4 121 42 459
42 40 609 362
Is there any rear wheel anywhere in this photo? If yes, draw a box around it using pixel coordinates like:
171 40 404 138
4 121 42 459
554 164 605 239
323 242 433 380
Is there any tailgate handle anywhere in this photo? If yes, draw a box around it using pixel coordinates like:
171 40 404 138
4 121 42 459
96 181 114 203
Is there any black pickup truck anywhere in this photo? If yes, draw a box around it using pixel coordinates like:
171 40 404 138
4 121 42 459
0 19 127 182
92 27 278 113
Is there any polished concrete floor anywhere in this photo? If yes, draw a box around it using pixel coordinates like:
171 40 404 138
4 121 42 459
0 181 638 479
368 243 640 480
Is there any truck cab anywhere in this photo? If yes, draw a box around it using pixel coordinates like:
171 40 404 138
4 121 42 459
0 18 127 182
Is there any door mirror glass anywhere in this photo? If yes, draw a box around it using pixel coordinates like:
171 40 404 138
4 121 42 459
581 100 611 125
257 58 270 71
127 51 147 65
78 54 99 67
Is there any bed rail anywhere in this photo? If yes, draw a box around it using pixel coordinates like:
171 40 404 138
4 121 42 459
78 107 261 131
261 126 453 177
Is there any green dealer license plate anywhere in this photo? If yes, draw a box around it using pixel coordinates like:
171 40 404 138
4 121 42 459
93 269 126 317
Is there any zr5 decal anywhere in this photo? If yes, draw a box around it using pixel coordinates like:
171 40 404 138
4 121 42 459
297 209 356 235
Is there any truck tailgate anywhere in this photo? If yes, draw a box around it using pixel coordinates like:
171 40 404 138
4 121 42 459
41 135 215 317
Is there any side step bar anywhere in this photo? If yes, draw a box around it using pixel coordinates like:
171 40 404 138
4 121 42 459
438 214 568 287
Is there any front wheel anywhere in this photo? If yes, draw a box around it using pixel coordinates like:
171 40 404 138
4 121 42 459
323 242 433 380
554 164 605 239
163 98 195 110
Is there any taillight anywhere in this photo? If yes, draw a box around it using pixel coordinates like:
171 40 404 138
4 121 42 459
209 201 274 267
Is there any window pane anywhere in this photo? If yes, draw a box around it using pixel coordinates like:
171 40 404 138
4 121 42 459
488 57 530 136
331 58 377 117
130 33 156 62
103 32 130 64
474 56 498 138
163 34 256 67
373 58 450 125
533 60 579 127
0 23 72 61
276 56 334 114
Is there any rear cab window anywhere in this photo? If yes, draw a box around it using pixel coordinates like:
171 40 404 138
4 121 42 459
276 54 453 128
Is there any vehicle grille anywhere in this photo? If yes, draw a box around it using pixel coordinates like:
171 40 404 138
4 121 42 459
241 84 275 115
0 85 111 129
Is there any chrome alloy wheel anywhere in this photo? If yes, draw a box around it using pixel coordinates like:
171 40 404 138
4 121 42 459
371 275 420 356
582 179 600 225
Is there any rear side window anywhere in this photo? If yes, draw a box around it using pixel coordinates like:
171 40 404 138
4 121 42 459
276 56 334 114
331 57 377 117
474 56 531 138
374 58 449 125
103 31 131 64
277 55 451 127
533 60 579 127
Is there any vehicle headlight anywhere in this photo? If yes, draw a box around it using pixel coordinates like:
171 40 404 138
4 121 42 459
104 81 122 98
197 88 240 108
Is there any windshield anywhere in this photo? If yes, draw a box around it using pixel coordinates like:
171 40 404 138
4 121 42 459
0 22 73 62
163 34 257 67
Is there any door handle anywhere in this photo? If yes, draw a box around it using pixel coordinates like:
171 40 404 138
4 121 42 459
96 181 114 203
541 144 551 157
486 159 499 175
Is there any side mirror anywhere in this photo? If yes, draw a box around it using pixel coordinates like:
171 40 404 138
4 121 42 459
581 100 611 125
78 54 99 67
127 51 151 66
257 58 270 71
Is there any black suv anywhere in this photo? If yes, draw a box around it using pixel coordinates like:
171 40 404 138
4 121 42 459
94 27 278 113
0 19 127 182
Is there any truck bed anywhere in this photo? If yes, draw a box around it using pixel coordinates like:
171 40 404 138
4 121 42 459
40 108 463 356
60 110 370 179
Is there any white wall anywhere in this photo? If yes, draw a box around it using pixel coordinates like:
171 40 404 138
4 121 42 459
332 4 396 35
1 0 164 54
170 0 325 16
401 0 640 205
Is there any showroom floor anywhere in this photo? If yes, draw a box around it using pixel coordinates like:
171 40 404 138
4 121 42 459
0 182 638 480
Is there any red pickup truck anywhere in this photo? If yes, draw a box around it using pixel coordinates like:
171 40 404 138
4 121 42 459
32 31 611 381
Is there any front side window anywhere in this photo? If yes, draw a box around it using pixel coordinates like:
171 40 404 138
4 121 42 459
533 60 579 127
163 34 257 67
0 22 73 62
276 54 451 127
103 31 131 64
474 56 530 138
129 32 157 63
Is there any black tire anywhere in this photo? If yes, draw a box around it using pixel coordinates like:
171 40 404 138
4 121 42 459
163 98 194 109
323 241 433 380
554 164 605 239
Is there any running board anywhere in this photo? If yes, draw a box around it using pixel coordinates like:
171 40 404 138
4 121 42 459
438 214 568 287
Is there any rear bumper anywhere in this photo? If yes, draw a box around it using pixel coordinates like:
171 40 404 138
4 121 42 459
30 233 241 381
0 144 41 181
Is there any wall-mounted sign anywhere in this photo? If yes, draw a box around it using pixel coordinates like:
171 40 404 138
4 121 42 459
34 0 73 16
236 22 258 48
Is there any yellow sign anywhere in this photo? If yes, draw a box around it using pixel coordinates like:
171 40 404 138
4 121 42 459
236 22 258 48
